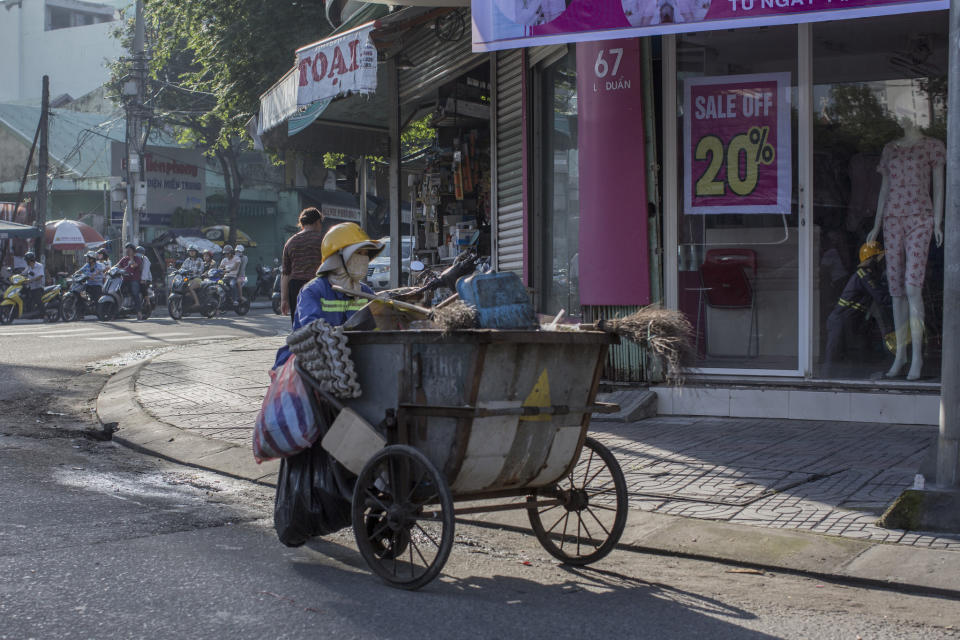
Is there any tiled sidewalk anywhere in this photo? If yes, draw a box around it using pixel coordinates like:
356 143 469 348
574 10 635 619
135 337 283 445
134 337 960 550
589 418 960 550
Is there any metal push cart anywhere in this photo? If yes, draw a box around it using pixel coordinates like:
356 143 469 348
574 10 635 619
297 329 628 590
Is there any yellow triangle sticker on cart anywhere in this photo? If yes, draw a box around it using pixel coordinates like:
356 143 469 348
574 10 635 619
520 369 552 422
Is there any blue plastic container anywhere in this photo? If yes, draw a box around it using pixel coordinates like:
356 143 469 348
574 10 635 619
456 271 538 330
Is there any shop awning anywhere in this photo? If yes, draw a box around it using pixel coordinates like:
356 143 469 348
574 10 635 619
256 6 462 145
258 20 380 136
0 219 41 239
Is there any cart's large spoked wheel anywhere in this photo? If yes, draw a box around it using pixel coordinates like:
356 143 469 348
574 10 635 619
352 445 454 590
527 436 628 565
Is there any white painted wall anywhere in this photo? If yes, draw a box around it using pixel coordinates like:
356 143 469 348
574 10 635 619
0 0 124 104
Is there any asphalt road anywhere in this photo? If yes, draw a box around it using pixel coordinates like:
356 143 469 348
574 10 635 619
1 311 959 639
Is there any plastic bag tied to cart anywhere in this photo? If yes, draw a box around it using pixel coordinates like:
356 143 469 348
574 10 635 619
274 397 354 546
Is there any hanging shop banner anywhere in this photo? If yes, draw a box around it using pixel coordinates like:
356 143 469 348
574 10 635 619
295 23 378 107
471 0 947 52
683 73 791 215
577 39 650 305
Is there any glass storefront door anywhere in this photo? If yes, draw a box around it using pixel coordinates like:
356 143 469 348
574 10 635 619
673 27 800 372
812 12 947 382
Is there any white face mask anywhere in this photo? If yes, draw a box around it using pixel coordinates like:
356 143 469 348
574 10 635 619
345 253 370 281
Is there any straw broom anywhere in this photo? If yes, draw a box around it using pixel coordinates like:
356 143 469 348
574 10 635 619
590 305 695 383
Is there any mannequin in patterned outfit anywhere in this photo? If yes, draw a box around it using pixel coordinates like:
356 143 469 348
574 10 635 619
866 119 945 380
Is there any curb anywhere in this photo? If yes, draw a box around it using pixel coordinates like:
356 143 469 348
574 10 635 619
461 507 960 599
96 357 279 487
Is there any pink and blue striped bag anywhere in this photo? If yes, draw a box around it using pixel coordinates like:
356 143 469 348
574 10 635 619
253 355 318 463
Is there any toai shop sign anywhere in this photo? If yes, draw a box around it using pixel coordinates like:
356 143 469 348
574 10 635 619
683 73 791 215
295 23 377 107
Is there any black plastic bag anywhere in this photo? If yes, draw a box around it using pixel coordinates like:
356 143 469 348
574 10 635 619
274 401 354 547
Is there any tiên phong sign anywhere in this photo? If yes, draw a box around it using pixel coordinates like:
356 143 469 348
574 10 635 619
471 0 946 51
684 73 791 215
295 23 377 107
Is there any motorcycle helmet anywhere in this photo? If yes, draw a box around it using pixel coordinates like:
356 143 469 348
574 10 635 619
222 244 234 254
124 242 136 251
135 245 146 255
187 244 198 254
85 251 98 261
24 251 36 262
235 245 244 253
97 248 109 259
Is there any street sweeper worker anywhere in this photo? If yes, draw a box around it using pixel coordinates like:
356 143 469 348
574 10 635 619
274 222 383 368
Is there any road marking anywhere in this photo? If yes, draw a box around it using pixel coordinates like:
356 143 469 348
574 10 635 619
0 330 92 337
87 333 238 342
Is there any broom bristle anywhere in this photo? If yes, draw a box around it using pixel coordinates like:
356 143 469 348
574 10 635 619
431 300 478 334
603 306 695 383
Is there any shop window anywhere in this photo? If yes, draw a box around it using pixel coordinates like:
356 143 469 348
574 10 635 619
538 48 580 317
675 26 799 372
813 12 947 381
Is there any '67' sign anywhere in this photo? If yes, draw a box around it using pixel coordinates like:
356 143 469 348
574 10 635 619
295 23 378 107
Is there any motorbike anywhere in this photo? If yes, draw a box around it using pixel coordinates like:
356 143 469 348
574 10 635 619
0 273 62 324
61 271 100 322
271 271 282 315
253 261 278 301
166 268 220 320
206 267 250 316
97 266 154 321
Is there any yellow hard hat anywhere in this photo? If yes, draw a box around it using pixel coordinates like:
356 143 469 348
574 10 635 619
318 222 383 273
859 241 884 264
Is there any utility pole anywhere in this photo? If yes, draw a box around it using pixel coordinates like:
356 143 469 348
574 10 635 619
937 0 960 489
35 75 49 256
123 0 148 245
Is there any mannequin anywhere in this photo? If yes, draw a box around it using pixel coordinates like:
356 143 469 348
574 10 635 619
866 118 945 380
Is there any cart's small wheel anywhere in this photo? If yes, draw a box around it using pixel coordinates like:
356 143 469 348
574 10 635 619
527 436 628 566
352 445 454 590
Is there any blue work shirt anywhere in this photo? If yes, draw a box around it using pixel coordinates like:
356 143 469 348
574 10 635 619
274 276 373 368
78 262 106 286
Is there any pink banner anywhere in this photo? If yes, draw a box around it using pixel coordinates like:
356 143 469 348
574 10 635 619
471 0 946 51
683 73 791 215
577 39 650 306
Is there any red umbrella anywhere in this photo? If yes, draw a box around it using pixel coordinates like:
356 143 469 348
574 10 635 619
44 219 105 251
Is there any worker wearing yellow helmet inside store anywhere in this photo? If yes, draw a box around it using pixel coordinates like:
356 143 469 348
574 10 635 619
274 223 383 368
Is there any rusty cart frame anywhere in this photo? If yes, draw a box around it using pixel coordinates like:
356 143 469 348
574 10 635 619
297 329 628 590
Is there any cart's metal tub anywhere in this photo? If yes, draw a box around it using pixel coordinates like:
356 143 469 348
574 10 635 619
343 329 615 496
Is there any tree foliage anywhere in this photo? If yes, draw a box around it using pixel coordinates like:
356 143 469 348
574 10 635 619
109 1 331 243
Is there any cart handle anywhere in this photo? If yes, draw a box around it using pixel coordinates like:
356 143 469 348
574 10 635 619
397 401 620 419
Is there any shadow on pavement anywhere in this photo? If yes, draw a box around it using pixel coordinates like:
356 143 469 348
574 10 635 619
291 537 775 639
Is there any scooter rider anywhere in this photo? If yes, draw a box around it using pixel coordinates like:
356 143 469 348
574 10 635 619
219 244 242 305
115 242 144 320
235 244 248 302
78 251 106 301
181 245 205 308
201 249 217 275
96 248 112 269
21 251 45 313
275 222 383 368
136 245 152 290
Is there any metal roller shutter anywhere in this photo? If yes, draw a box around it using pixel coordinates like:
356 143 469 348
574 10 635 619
398 11 485 105
492 49 524 275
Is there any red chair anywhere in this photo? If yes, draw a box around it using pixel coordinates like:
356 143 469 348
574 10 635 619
699 249 759 357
